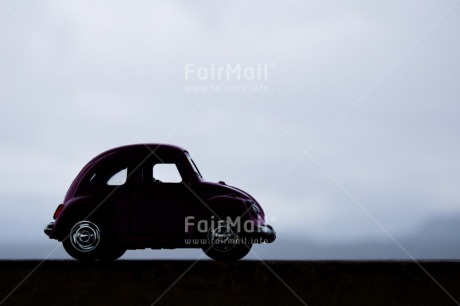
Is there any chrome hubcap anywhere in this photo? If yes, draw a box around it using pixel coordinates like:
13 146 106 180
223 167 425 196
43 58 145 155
70 221 100 252
208 222 237 252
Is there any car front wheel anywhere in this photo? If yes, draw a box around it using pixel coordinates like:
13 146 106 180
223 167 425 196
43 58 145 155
202 220 252 261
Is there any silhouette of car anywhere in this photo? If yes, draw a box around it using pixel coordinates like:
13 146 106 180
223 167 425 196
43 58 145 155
44 144 275 261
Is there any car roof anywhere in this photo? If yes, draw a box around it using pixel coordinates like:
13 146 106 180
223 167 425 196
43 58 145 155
97 143 186 157
83 143 186 165
63 144 187 202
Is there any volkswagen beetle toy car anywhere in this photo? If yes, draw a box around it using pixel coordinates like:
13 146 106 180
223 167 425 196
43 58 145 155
44 144 275 261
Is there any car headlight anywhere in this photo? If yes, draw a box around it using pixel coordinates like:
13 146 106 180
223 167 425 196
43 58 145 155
251 204 260 216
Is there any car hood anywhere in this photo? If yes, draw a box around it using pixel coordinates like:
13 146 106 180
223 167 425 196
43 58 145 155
196 180 265 216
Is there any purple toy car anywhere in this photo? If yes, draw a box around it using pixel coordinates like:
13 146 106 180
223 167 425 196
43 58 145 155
44 144 275 261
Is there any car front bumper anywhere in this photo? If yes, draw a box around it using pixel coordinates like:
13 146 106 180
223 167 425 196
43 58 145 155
246 224 276 243
44 222 54 237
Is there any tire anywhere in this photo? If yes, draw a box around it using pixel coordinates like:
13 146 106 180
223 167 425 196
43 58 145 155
63 220 125 261
201 220 252 261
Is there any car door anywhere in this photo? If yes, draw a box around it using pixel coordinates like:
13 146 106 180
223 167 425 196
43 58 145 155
130 159 194 236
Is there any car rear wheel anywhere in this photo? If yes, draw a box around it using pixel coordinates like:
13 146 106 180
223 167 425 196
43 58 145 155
63 220 125 261
201 220 252 261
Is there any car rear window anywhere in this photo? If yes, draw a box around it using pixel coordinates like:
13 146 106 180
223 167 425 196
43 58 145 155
89 161 128 186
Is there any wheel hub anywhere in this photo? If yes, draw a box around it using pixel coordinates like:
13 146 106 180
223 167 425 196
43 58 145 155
208 222 237 252
70 221 101 252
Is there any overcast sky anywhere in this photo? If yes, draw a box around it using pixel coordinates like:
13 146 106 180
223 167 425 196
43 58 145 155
1 0 460 260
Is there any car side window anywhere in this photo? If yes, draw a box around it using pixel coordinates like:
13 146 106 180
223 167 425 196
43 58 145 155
106 168 127 186
89 162 128 186
152 163 182 183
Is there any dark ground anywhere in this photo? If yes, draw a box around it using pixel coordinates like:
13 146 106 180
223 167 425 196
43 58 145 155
1 260 460 306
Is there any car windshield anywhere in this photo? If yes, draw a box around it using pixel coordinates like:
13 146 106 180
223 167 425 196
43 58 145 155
185 152 203 179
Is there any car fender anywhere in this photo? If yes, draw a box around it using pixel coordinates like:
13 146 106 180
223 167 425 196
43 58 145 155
51 196 113 240
199 195 250 220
